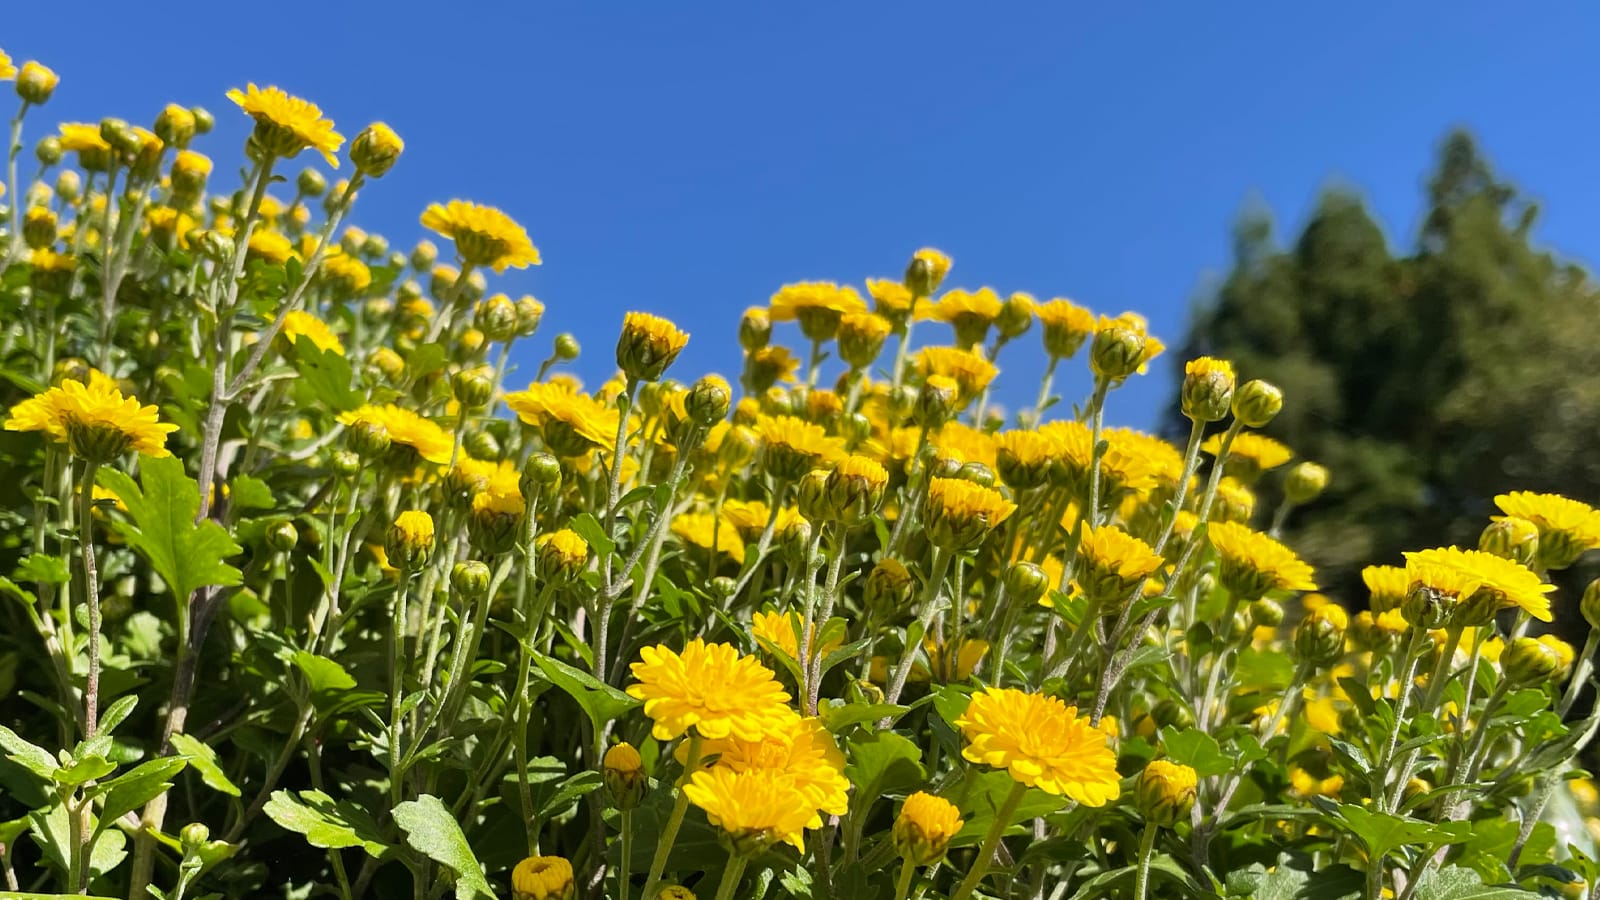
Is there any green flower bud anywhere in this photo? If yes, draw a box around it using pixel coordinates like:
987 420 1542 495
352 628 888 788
739 306 771 351
1582 578 1600 631
996 292 1034 340
1152 699 1193 730
265 520 299 554
451 366 495 409
463 429 500 461
602 742 646 810
514 296 545 336
865 559 914 618
23 206 56 251
617 312 689 383
350 122 403 178
1293 605 1348 667
914 376 958 428
451 561 492 599
687 375 732 427
346 419 391 459
1401 582 1453 631
780 517 814 567
1502 635 1573 688
1283 461 1329 505
476 294 519 342
904 247 951 298
330 449 361 476
554 333 580 361
1089 325 1145 381
710 576 738 602
795 468 831 524
1003 561 1051 607
296 167 326 197
1232 379 1283 428
36 135 62 167
154 103 195 148
190 106 214 135
1479 517 1539 567
386 510 435 571
1249 597 1284 628
822 455 888 525
179 822 211 854
956 462 996 488
1136 760 1198 827
16 61 59 106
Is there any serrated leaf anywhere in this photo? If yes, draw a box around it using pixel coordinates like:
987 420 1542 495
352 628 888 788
531 651 639 731
53 755 116 786
1412 866 1539 899
1332 803 1472 860
293 336 362 412
844 731 926 810
169 732 240 797
818 700 908 732
393 794 493 900
13 553 70 586
263 789 387 858
292 650 357 694
228 475 275 511
97 456 242 602
1160 726 1234 778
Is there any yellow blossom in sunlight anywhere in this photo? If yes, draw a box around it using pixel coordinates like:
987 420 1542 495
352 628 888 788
917 346 998 402
1076 525 1165 603
336 404 454 465
683 766 814 852
505 382 621 455
247 229 295 265
1363 564 1410 613
5 374 178 460
1203 431 1293 480
680 709 849 829
769 281 868 341
0 51 14 81
894 792 963 865
1207 521 1317 599
866 277 919 317
279 310 344 356
917 287 1003 347
1035 297 1096 359
626 638 791 742
756 414 844 479
1494 491 1600 570
923 477 1016 551
930 421 997 470
1403 546 1554 622
751 610 843 661
421 199 541 272
956 687 1120 805
227 83 343 166
671 511 744 560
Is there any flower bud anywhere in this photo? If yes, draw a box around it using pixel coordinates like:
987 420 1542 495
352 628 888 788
602 742 646 810
914 375 958 428
795 468 831 524
837 312 891 369
892 791 963 866
655 887 696 900
1283 461 1329 505
16 61 59 106
23 206 56 250
779 517 814 567
1180 357 1236 423
1401 582 1454 631
710 576 738 602
179 822 211 854
956 462 996 488
1581 579 1600 631
294 167 326 198
511 855 574 900
536 529 589 582
265 520 299 554
1502 635 1574 688
330 449 361 476
350 122 403 178
451 366 495 409
1152 699 1194 731
1479 517 1539 568
469 494 521 556
1003 561 1051 607
617 312 689 383
717 424 759 470
554 333 580 361
739 306 771 351
1135 760 1198 827
1249 597 1284 628
450 561 492 599
1089 324 1146 381
1293 604 1348 668
36 135 62 167
686 375 732 427
865 558 914 618
476 294 519 342
190 106 215 135
386 510 435 571
154 103 195 148
904 247 952 298
1232 380 1283 428
346 419 392 459
823 455 889 526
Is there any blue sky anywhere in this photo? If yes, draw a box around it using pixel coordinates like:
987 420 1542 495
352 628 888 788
9 4 1599 429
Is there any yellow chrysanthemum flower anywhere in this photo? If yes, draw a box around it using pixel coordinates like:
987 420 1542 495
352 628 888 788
1203 431 1293 479
626 638 792 742
680 709 848 829
1206 520 1317 599
617 311 689 382
1494 491 1600 570
1076 524 1166 602
755 414 844 479
917 346 998 402
421 200 541 272
682 766 814 852
336 404 454 465
504 382 622 455
279 310 344 356
719 499 806 542
923 477 1016 551
893 791 964 865
917 287 1003 347
0 50 14 81
930 421 998 470
955 687 1120 805
510 855 573 900
226 83 344 167
751 610 842 660
321 249 372 294
1362 564 1410 613
769 281 868 341
993 428 1060 489
247 229 295 265
866 277 919 317
5 374 179 460
1034 297 1096 359
1403 546 1554 622
671 511 744 560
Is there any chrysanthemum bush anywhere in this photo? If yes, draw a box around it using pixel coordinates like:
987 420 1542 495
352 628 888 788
5 50 1600 900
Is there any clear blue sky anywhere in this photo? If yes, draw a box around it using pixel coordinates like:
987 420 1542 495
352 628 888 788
10 4 1600 429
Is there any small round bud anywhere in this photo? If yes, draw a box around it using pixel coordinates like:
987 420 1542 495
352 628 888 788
822 455 889 525
904 247 952 298
1089 324 1146 381
710 576 738 602
780 517 815 567
837 312 891 369
1283 461 1329 505
463 430 500 461
865 559 914 618
476 294 519 342
1152 699 1194 730
23 206 56 250
154 103 195 148
686 375 732 427
330 449 361 476
265 520 299 554
1401 582 1454 631
1582 579 1600 631
554 333 580 361
535 529 590 582
739 306 771 351
346 420 391 459
451 561 492 599
36 135 62 167
1501 635 1574 688
914 376 958 428
295 167 326 198
1180 357 1236 423
956 462 996 488
511 855 575 900
16 61 60 106
1136 760 1198 827
190 106 214 135
520 452 563 499
892 791 963 866
1232 379 1284 428
1479 517 1539 568
1293 604 1348 668
368 347 405 385
1003 561 1051 607
795 468 831 524
996 292 1034 340
617 312 689 383
178 822 210 853
1249 597 1284 628
451 366 495 409
386 511 435 571
350 122 403 178
602 742 646 810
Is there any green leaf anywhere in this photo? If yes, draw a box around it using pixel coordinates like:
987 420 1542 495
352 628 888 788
292 650 357 695
1332 803 1472 860
818 700 908 732
531 651 640 731
293 336 362 412
1159 727 1234 778
535 771 603 821
228 475 275 511
566 512 616 556
0 576 38 607
844 731 926 804
13 553 70 586
91 756 187 822
1235 646 1297 689
263 789 388 858
1253 852 1363 899
393 794 493 900
169 732 241 797
97 696 138 736
1412 866 1538 899
53 755 116 787
0 724 59 781
951 770 1068 847
97 456 242 602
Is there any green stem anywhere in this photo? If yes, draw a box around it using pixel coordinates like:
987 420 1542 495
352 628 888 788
639 733 702 900
950 780 1027 900
77 460 102 738
891 855 916 900
883 547 952 708
712 852 750 900
1132 825 1159 900
618 808 633 900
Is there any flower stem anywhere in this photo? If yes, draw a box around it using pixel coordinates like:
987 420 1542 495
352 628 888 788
1132 825 1159 900
891 855 916 900
639 733 702 900
617 808 633 900
884 547 951 709
712 852 750 900
951 780 1027 900
77 460 102 738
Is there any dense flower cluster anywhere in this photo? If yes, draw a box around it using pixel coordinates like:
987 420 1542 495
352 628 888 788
0 44 1597 900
